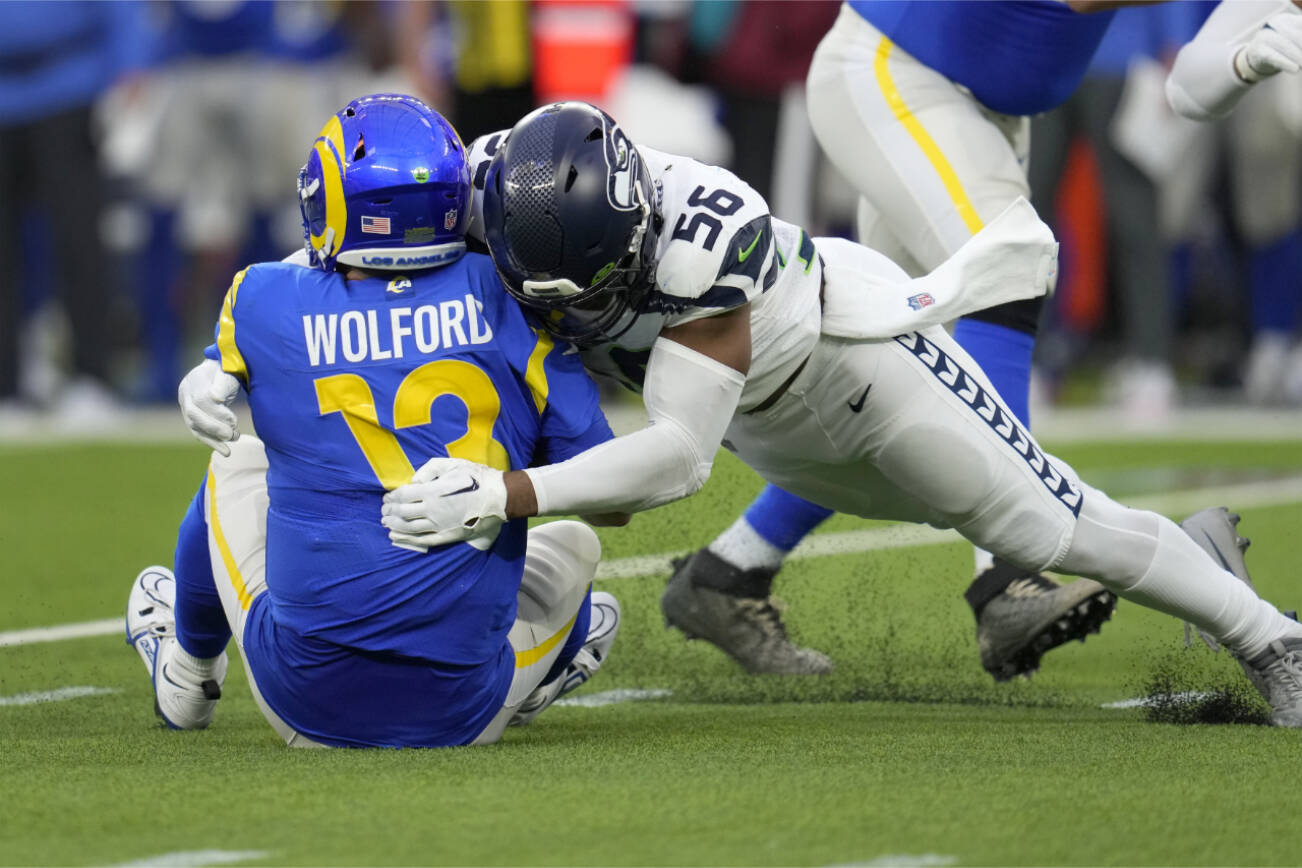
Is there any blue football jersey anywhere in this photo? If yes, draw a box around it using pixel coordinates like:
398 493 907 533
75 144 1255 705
204 252 612 746
849 1 1115 116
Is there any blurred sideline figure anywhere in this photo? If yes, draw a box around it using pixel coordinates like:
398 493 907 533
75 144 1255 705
0 1 149 427
397 0 536 142
127 95 624 747
665 1 1127 680
373 101 1302 728
128 0 386 401
1166 0 1302 406
1030 5 1183 421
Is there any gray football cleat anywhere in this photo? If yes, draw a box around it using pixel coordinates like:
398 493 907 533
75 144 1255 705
971 562 1116 682
510 591 621 727
1179 507 1254 652
1179 506 1301 704
1244 637 1302 727
661 548 833 675
125 566 227 730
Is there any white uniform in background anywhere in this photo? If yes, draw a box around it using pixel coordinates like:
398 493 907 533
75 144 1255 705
1165 0 1302 405
1166 0 1302 122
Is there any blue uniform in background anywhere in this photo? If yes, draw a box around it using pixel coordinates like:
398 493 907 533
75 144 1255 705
848 0 1115 116
183 253 612 747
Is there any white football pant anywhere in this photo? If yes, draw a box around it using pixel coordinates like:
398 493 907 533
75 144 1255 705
806 3 1031 275
725 240 1302 659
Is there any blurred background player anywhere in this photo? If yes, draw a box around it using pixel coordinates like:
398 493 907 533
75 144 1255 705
383 101 1302 728
127 94 624 747
1029 4 1184 420
1165 0 1302 406
0 1 149 428
129 0 390 402
663 1 1137 680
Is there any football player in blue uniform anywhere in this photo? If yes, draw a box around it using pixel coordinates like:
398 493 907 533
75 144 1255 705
126 95 624 748
382 102 1302 728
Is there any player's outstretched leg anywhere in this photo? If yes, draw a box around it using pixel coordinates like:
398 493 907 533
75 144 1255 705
1058 491 1302 727
1179 506 1302 719
125 566 228 729
510 591 622 727
661 487 834 675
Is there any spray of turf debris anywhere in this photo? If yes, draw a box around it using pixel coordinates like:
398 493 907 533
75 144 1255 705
1137 647 1270 726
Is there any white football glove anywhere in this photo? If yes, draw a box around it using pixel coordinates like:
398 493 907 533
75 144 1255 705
1236 12 1302 82
178 359 241 456
382 457 508 551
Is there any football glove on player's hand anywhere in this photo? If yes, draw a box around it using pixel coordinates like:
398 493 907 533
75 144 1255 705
178 359 241 456
1236 12 1302 82
382 457 508 551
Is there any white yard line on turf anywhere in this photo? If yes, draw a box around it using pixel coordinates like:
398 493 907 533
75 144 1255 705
1101 692 1211 709
836 855 958 868
0 686 120 706
554 688 673 707
111 850 271 868
5 475 1302 650
0 617 123 647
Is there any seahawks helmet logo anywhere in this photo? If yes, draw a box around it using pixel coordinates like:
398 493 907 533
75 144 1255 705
603 122 640 212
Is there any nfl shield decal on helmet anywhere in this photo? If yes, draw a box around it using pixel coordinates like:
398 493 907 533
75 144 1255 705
444 209 458 231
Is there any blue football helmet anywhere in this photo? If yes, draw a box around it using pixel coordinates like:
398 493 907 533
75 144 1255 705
298 93 470 272
482 102 659 346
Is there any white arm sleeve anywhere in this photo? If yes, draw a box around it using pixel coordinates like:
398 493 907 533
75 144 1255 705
524 337 745 516
1166 0 1293 120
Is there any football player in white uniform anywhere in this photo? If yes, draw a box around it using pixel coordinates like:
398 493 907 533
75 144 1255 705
1166 2 1302 405
1167 0 1302 121
378 102 1302 727
657 1 1130 679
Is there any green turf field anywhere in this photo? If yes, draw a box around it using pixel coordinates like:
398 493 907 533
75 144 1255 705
3 436 1302 867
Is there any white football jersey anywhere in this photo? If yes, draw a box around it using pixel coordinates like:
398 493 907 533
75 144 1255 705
466 133 822 406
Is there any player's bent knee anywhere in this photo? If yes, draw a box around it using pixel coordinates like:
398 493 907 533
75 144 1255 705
1056 486 1160 588
958 504 1073 574
210 434 268 480
532 520 601 572
519 520 602 612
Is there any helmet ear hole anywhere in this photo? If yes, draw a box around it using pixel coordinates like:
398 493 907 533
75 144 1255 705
353 136 366 161
564 165 579 192
584 127 602 143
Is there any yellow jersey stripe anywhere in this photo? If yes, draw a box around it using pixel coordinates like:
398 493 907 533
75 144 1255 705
514 596 585 669
524 330 554 416
206 467 253 611
873 36 985 236
216 269 249 382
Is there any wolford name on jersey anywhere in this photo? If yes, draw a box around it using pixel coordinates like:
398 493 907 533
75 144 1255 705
302 294 494 367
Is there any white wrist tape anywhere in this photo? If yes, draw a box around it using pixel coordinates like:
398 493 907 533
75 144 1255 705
525 337 745 516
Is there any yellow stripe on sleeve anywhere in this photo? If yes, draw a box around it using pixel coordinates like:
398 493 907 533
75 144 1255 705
524 329 554 416
873 36 985 236
216 268 250 382
206 466 253 611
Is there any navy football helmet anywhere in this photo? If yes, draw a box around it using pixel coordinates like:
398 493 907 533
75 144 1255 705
298 93 470 272
482 102 659 346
